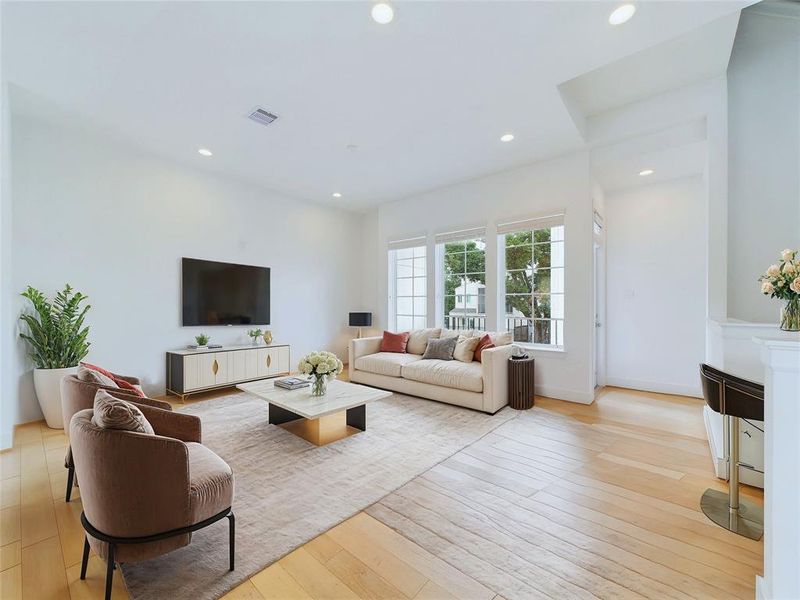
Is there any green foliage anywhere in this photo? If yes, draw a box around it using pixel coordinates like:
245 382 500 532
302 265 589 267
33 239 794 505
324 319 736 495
247 328 263 339
19 285 91 369
443 240 486 314
195 333 210 346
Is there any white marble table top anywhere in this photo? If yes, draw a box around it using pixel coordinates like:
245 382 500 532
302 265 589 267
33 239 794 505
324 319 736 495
237 378 391 419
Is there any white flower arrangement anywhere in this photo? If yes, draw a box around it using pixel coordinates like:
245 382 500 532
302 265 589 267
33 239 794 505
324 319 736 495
759 248 800 331
759 248 800 299
297 351 344 381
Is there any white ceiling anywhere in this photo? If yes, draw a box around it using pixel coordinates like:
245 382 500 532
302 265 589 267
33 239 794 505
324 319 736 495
2 1 753 210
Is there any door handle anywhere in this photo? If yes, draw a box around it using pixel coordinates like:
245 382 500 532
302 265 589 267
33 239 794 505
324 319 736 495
212 359 219 375
267 354 272 368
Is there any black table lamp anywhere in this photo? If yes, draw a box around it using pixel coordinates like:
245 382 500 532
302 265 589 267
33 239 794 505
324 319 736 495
349 312 373 338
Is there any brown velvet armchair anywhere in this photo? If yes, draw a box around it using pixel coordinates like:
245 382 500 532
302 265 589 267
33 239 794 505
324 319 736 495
69 404 235 600
60 373 176 502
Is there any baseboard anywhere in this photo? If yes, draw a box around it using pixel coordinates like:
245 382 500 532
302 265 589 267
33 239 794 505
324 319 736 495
605 376 701 398
755 576 767 600
535 384 594 405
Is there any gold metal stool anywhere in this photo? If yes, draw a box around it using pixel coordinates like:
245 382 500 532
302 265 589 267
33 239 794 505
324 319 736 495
699 364 764 541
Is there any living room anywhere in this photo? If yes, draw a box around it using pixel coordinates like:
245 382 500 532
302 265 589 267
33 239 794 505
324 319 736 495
1 2 799 600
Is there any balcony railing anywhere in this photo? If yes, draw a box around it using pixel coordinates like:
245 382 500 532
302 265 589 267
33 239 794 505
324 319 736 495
443 315 557 345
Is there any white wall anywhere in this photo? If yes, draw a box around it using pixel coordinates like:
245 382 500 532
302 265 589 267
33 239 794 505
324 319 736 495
727 8 800 322
7 116 363 437
367 152 595 403
1 83 15 449
606 176 707 397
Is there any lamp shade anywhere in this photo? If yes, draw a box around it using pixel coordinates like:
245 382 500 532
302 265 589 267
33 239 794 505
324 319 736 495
349 312 373 327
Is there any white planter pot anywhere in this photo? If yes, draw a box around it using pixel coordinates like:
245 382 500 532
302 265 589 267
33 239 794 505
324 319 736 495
33 366 77 429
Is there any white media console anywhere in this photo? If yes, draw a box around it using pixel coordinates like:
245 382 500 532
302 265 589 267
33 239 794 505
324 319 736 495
166 343 291 400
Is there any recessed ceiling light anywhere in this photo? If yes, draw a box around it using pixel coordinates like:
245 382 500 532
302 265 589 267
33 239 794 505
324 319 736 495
639 169 654 176
332 192 342 198
500 133 515 142
371 3 394 24
609 3 636 25
198 148 213 157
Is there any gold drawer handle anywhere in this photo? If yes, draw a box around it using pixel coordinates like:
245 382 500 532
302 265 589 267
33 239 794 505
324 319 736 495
212 359 219 375
267 354 272 368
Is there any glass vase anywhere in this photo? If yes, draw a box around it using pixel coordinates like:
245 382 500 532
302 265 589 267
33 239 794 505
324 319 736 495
311 374 327 396
780 296 800 331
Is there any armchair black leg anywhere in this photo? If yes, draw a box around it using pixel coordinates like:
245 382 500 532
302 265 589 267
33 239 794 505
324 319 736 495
105 543 116 600
65 464 75 502
79 537 90 580
227 512 235 571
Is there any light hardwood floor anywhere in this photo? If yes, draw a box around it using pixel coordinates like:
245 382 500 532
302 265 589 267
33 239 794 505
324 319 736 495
0 385 762 600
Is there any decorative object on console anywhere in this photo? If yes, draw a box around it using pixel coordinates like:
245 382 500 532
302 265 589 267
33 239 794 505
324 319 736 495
195 333 210 349
758 248 800 331
510 344 529 360
247 329 263 345
348 312 373 338
380 330 410 353
19 284 91 428
262 330 273 344
297 351 344 396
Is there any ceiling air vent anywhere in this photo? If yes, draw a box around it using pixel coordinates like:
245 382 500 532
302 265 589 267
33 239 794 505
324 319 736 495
248 107 279 126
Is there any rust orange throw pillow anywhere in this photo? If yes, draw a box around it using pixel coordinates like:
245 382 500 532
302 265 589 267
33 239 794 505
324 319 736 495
473 334 495 362
80 362 146 397
380 331 410 353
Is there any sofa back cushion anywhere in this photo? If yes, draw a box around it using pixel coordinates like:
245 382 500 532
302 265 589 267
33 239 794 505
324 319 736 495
473 331 513 347
406 328 441 355
453 335 480 363
380 331 410 353
473 334 496 362
92 390 154 435
422 336 458 360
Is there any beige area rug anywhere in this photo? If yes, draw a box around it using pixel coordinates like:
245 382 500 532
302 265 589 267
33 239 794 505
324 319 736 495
121 390 517 600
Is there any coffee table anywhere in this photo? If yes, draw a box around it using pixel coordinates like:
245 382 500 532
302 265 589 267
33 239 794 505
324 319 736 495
237 378 391 446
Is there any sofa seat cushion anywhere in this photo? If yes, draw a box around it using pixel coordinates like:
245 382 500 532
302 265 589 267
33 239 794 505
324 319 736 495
354 352 422 377
401 359 484 393
187 442 234 523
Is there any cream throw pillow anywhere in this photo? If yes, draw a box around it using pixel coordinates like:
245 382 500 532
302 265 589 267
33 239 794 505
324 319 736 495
92 390 154 434
406 328 441 355
453 335 480 363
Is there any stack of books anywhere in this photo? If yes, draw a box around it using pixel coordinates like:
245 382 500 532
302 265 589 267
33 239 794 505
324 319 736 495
275 377 310 390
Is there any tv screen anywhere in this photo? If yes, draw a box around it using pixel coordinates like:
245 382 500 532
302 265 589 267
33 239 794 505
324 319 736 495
182 258 270 326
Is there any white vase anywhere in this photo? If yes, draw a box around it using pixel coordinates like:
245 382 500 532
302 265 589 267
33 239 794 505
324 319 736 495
33 366 77 429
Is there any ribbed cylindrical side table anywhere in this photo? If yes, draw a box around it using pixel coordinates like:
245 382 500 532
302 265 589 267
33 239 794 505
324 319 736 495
508 356 535 410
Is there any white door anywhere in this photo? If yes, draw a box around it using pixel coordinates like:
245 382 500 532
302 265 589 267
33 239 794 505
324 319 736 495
230 350 247 381
276 346 290 374
593 224 606 390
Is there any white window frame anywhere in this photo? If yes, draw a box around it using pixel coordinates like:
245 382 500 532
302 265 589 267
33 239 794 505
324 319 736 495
434 227 487 332
498 214 565 350
387 238 427 332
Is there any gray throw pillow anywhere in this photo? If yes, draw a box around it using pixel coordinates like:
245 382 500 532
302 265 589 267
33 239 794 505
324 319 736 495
92 389 154 434
422 336 458 360
77 365 118 388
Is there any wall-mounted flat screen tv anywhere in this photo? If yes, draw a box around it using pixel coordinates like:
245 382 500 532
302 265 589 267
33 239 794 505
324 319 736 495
182 258 270 326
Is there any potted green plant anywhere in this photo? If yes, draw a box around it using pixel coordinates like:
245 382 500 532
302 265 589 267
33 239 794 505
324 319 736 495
195 334 210 349
19 285 91 429
247 328 263 345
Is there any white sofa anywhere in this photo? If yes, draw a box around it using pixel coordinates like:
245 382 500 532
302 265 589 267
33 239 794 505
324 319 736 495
348 333 514 413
